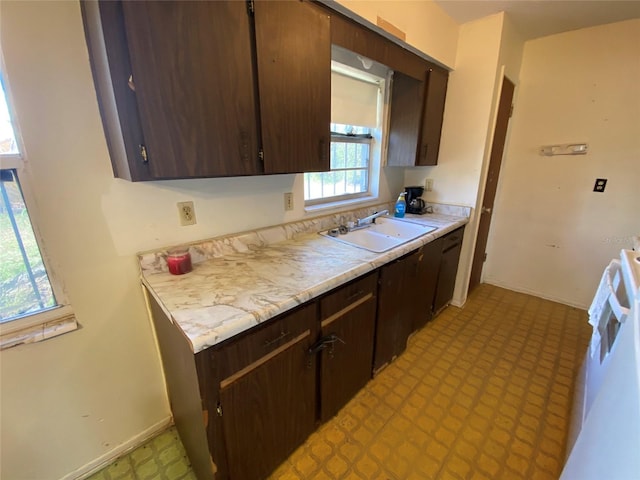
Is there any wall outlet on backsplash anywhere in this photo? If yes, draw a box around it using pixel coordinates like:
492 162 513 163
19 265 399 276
177 201 197 226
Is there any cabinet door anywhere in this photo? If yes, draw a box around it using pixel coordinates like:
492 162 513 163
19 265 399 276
387 72 424 167
218 306 317 480
411 238 444 331
254 1 331 174
319 274 377 421
121 1 262 178
433 228 464 314
417 67 448 166
374 253 414 372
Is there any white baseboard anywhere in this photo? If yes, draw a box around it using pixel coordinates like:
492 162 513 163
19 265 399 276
483 278 589 310
59 415 173 480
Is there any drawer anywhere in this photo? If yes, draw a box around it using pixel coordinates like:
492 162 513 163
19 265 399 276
320 272 378 320
442 226 464 252
215 302 317 382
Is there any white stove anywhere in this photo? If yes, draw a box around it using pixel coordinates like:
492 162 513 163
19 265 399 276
561 249 640 479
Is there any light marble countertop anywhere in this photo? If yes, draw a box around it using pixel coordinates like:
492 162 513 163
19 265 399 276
140 204 469 354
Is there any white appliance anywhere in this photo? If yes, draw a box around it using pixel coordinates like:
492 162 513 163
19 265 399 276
561 249 640 479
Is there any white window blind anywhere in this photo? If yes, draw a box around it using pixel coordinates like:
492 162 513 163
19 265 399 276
331 72 379 128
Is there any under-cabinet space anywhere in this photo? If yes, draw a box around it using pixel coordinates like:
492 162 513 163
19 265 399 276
318 272 377 421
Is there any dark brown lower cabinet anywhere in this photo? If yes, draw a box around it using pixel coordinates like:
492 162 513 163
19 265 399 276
146 235 464 479
433 227 465 315
218 333 316 479
206 303 318 480
374 252 415 372
411 237 444 331
318 273 377 421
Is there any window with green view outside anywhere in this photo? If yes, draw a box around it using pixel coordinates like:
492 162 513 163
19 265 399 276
304 123 371 202
1 79 57 323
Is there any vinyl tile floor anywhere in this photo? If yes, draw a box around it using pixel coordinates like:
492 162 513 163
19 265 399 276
89 284 591 479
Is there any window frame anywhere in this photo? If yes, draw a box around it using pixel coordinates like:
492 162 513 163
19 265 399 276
304 61 389 210
305 130 374 206
0 59 76 348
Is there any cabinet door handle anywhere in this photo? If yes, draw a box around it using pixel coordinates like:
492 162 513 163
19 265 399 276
318 137 327 164
239 130 250 164
307 333 345 356
421 144 428 161
264 330 291 348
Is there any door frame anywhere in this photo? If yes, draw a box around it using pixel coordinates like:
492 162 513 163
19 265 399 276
468 74 516 293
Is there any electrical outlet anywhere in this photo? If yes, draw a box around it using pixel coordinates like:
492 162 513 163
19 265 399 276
424 178 434 192
593 178 607 193
177 201 197 226
284 192 294 211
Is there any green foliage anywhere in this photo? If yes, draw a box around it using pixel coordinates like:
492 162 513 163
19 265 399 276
0 209 55 322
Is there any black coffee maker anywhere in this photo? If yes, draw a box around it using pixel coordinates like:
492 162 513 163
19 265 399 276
405 186 427 214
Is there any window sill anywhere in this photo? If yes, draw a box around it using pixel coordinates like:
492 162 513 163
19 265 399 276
0 306 78 350
304 195 380 214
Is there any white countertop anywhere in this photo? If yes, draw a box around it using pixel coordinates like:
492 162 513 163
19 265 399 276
140 206 469 354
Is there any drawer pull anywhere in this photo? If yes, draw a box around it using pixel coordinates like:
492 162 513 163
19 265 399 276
264 330 291 348
346 290 365 302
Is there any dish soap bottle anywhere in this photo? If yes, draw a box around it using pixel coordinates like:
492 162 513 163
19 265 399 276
394 192 406 218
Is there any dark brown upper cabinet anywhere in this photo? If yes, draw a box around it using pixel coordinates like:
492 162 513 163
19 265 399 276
387 72 425 167
387 66 449 167
254 1 330 174
121 1 261 179
417 67 449 166
82 0 330 181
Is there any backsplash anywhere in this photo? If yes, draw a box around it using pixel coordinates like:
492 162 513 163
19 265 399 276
137 202 471 274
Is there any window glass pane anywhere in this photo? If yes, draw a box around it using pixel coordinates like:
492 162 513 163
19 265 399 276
330 142 346 170
0 169 56 322
0 80 19 155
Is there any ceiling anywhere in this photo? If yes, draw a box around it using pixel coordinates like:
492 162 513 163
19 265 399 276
433 0 640 40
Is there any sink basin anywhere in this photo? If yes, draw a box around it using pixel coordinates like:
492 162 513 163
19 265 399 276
320 217 437 253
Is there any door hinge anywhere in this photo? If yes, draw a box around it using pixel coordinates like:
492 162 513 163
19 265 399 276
509 104 514 118
139 144 149 164
483 252 488 262
258 148 264 163
216 402 223 417
247 0 254 15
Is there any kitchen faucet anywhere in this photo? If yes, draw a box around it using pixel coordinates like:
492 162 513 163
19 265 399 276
354 210 389 228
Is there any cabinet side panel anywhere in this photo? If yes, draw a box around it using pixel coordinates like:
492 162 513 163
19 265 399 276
254 1 331 174
81 0 150 181
147 291 215 480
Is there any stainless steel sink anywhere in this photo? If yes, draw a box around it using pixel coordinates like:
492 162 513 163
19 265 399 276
320 217 437 253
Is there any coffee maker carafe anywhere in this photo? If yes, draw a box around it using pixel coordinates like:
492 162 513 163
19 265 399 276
405 186 427 214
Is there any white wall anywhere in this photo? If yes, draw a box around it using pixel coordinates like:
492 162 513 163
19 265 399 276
484 19 640 308
404 13 525 306
0 2 406 479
